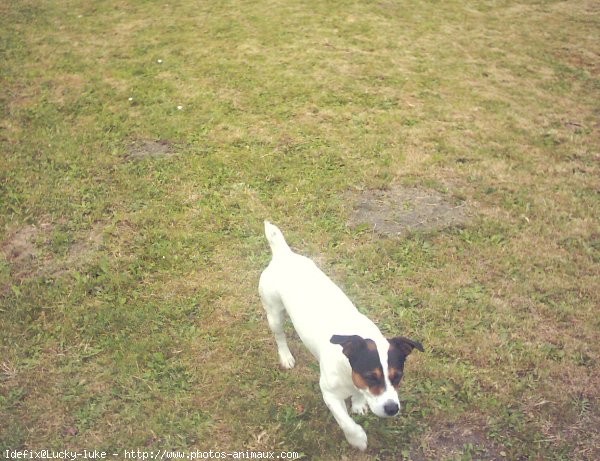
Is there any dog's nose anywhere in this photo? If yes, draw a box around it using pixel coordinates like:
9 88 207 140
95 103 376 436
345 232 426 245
384 400 399 416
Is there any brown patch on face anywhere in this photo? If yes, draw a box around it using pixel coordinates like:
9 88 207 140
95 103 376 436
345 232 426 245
368 368 385 395
387 336 423 388
368 383 385 396
387 367 403 388
349 340 385 395
352 371 368 390
331 335 386 395
352 371 385 395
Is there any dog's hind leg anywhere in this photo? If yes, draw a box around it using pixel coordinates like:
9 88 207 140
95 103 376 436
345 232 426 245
260 290 295 369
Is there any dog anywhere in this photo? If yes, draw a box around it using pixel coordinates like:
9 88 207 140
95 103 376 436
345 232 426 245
259 221 423 450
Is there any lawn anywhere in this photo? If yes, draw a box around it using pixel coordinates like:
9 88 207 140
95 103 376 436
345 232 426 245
1 0 599 459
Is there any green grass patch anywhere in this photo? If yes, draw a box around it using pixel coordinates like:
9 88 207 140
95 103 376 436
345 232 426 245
1 0 599 459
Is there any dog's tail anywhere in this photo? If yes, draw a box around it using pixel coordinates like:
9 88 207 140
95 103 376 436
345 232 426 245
264 221 291 255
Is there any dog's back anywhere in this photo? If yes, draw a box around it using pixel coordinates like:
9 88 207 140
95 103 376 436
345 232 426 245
259 222 376 359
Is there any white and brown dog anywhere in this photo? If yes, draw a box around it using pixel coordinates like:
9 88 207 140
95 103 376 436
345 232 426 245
259 221 423 450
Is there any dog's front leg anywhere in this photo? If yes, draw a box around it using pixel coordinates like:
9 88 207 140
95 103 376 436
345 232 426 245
320 387 367 451
350 393 368 415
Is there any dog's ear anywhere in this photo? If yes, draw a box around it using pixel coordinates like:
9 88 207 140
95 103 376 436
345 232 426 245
330 335 367 360
388 336 424 355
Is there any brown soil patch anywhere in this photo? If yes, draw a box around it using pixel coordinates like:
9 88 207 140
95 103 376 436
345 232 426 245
52 223 105 277
65 223 104 265
1 224 49 277
1 222 105 281
347 186 469 236
413 422 504 461
126 140 177 160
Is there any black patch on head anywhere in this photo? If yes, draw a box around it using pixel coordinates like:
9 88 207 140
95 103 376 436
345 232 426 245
330 335 385 392
387 336 424 387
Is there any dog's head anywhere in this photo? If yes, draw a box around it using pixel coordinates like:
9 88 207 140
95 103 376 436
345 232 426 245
330 334 423 417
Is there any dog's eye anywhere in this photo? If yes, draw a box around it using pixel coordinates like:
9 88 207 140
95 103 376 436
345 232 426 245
364 373 382 385
390 371 403 385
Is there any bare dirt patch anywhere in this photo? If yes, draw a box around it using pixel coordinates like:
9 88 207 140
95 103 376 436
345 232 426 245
1 224 50 277
126 140 177 160
1 222 105 281
66 223 104 265
347 186 469 236
413 421 504 461
52 223 105 277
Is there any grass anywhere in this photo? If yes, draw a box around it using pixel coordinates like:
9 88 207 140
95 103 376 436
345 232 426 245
1 0 599 459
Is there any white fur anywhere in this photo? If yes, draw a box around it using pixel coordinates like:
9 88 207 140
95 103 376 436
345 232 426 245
259 221 401 451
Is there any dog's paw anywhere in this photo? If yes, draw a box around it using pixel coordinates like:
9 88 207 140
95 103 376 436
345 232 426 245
351 400 368 415
278 351 296 369
346 427 368 451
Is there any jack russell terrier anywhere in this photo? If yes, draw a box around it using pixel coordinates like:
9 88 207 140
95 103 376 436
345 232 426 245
259 221 423 450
